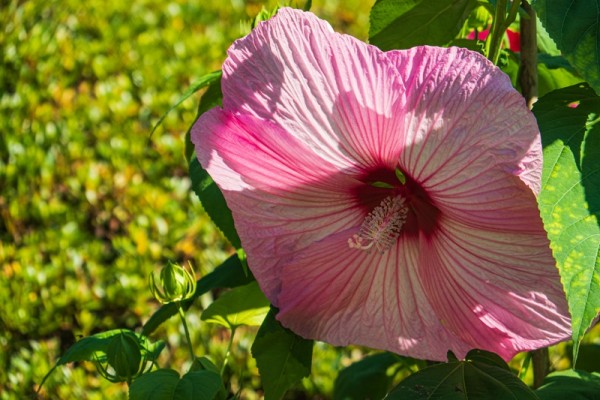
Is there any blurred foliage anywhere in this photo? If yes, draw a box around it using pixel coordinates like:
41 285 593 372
0 0 371 398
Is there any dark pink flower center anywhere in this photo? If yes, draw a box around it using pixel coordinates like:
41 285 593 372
352 167 441 245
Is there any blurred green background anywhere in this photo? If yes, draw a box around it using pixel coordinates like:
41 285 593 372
0 0 371 398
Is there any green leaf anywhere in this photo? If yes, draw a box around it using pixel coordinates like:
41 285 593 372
536 16 560 56
129 369 223 400
536 369 600 400
130 369 180 400
150 70 222 139
251 308 313 400
538 62 584 98
56 329 162 365
55 331 117 365
185 75 222 162
201 281 269 329
173 370 224 400
385 349 539 400
537 51 583 97
142 254 254 336
190 356 220 374
333 352 400 400
38 329 164 392
190 157 241 249
534 83 600 362
568 343 600 373
369 0 478 50
534 0 600 95
189 357 228 400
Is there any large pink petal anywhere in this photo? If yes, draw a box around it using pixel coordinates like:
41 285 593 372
388 46 542 194
193 109 362 298
276 228 473 361
417 180 570 360
221 8 405 170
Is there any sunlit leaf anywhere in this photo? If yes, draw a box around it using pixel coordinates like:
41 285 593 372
538 61 584 97
369 0 478 50
534 0 600 94
251 308 313 400
201 281 269 329
385 349 539 399
534 83 600 362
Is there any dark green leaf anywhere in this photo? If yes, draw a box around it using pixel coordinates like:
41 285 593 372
150 70 222 139
129 369 180 400
385 349 539 399
57 329 160 365
369 0 478 50
190 356 220 374
333 352 400 400
251 308 313 400
534 83 600 362
201 281 269 328
189 357 228 400
173 370 223 400
464 349 511 372
536 369 600 400
534 0 600 94
39 329 164 391
568 343 600 373
185 75 223 162
142 254 254 336
56 332 115 365
130 369 223 400
190 157 241 249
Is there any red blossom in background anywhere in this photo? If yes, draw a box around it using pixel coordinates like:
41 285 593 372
192 8 570 361
467 26 521 52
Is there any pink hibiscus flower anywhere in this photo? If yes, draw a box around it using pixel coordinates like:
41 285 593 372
192 8 571 361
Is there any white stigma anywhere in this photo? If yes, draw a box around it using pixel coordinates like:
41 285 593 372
348 196 409 254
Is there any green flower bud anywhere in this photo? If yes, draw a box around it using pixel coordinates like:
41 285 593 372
95 331 147 383
150 261 197 304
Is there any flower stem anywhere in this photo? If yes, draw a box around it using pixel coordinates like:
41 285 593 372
486 0 521 65
531 348 549 389
221 326 237 377
177 302 195 361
